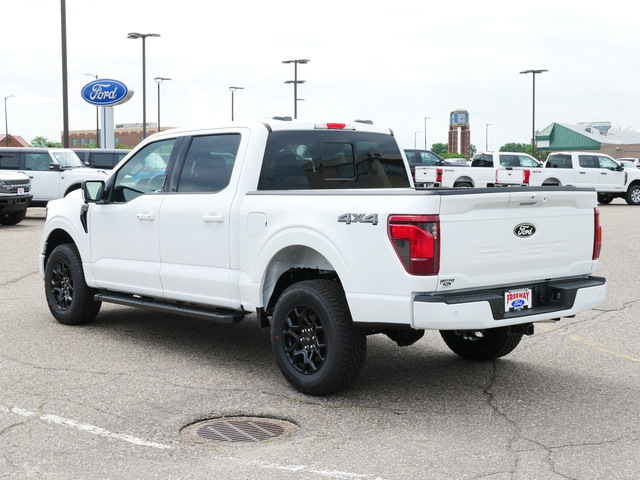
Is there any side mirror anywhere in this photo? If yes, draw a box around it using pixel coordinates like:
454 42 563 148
617 164 624 172
49 163 61 172
83 180 105 203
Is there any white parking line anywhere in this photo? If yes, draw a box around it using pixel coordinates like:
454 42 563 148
0 405 171 449
1 404 390 480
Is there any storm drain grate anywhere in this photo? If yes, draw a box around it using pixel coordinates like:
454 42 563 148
181 416 298 444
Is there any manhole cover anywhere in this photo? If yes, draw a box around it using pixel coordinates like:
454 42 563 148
181 416 298 444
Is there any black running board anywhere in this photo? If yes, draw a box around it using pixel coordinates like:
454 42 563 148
94 292 246 324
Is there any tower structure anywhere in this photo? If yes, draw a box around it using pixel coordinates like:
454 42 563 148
448 108 471 159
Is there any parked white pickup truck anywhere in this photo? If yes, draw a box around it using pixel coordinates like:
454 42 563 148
39 119 607 395
414 151 540 188
533 152 640 205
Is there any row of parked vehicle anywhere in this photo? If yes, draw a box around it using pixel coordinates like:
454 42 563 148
409 149 640 205
0 147 130 225
2 143 639 227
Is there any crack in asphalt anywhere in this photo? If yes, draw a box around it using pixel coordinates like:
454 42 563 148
0 269 40 288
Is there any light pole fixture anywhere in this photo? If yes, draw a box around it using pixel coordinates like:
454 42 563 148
154 77 171 133
229 86 244 121
128 32 161 140
85 73 100 147
283 59 309 119
424 117 431 149
485 123 492 151
520 69 548 157
4 95 14 147
414 131 422 149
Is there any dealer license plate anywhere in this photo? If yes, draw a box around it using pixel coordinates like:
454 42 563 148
504 288 532 311
18 188 24 195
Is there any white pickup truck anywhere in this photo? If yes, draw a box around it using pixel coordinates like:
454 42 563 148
414 151 540 188
39 120 607 395
532 152 640 205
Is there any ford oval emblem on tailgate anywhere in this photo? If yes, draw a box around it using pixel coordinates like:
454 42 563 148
514 223 536 238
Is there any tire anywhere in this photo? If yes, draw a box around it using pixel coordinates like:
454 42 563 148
44 244 101 325
271 280 367 396
597 194 614 205
625 185 640 205
454 181 473 188
0 209 27 225
440 327 523 360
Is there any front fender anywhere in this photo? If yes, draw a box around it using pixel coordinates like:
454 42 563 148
39 193 94 284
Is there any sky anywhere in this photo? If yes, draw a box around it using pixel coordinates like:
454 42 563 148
2 0 639 153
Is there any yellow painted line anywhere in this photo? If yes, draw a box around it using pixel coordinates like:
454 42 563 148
536 324 640 362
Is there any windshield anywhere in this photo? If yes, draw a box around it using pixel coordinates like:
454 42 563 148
51 150 84 168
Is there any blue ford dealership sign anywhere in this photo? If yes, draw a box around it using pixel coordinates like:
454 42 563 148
81 79 134 106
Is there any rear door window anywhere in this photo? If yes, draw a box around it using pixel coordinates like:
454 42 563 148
176 134 241 193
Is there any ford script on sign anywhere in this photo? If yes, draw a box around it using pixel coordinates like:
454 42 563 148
81 79 134 107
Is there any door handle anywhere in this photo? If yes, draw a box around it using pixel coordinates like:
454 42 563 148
136 212 155 221
203 213 224 223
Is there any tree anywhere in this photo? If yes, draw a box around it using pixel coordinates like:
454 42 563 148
499 143 530 153
431 143 448 156
30 136 62 148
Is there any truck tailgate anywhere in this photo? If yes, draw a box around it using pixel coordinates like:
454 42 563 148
436 188 598 292
414 166 437 184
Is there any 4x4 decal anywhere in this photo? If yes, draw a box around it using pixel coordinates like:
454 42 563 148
338 213 378 225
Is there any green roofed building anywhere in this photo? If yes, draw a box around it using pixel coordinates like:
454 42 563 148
537 122 640 159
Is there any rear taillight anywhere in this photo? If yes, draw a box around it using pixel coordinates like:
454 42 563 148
388 215 440 275
593 208 602 260
436 169 443 183
523 169 530 184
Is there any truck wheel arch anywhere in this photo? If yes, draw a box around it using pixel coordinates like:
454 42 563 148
64 184 82 197
542 178 561 186
262 245 341 314
43 228 76 266
453 177 473 187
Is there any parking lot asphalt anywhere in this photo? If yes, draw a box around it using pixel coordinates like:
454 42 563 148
1 203 638 480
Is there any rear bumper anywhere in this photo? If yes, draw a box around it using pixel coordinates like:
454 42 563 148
413 276 606 330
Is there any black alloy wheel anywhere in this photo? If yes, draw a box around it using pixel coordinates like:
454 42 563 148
271 280 366 396
45 244 101 325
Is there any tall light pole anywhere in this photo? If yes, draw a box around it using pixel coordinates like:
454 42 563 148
414 131 422 148
229 86 244 121
128 32 161 141
485 123 492 151
4 95 14 146
283 59 309 119
85 73 100 147
424 117 431 149
520 69 548 158
61 0 69 147
154 77 171 133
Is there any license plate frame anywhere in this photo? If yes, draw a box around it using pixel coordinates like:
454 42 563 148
504 287 532 312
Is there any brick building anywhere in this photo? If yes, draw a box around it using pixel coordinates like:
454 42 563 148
65 123 175 149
